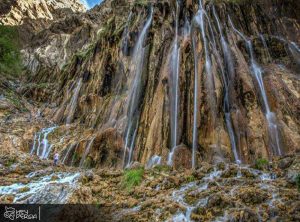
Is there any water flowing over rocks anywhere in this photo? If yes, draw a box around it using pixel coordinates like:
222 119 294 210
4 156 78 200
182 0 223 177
10 0 298 167
0 0 299 220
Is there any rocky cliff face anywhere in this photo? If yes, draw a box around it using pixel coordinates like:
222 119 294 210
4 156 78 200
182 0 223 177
0 0 299 220
1 0 300 169
0 0 86 25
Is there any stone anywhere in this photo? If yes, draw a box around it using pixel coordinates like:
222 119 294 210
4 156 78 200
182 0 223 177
173 144 192 170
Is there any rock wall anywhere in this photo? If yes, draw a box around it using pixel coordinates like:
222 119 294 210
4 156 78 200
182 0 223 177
20 0 300 168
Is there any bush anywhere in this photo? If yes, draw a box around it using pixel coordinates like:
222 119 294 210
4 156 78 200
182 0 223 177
0 25 22 77
122 168 144 190
255 158 269 170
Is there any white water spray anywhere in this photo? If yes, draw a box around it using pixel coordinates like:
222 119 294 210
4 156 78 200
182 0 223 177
123 7 153 167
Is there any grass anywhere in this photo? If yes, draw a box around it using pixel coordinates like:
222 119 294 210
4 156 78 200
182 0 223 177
255 158 269 170
122 168 144 190
0 25 22 77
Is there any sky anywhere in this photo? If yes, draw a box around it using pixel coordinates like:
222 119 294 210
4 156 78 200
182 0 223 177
80 0 103 9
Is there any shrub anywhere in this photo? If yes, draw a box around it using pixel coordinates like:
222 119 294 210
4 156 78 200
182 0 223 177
122 168 144 190
0 25 22 77
255 158 269 170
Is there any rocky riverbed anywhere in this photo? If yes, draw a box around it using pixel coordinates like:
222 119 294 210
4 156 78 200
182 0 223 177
1 151 299 221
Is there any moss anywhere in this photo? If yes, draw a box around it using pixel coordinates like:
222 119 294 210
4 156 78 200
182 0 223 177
0 25 22 77
75 43 95 60
18 187 30 193
134 0 149 7
186 175 196 183
255 158 269 170
84 156 94 169
153 165 172 172
4 156 17 167
121 168 144 190
72 152 80 165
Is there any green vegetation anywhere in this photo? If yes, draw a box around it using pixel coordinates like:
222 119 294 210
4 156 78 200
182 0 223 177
134 0 149 7
186 175 196 183
122 168 144 190
255 158 269 170
296 174 300 192
153 165 172 172
0 25 22 77
4 156 17 167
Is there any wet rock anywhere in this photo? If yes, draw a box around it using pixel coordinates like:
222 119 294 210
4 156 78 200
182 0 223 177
238 187 269 204
285 156 300 183
18 186 30 193
221 166 238 178
278 157 294 169
229 208 260 222
173 144 192 170
128 162 143 170
207 192 233 208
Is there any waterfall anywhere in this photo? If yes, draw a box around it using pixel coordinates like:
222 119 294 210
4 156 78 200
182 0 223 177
213 7 240 163
195 0 215 116
123 7 153 167
62 143 75 164
259 34 272 61
192 30 199 169
229 17 282 156
288 41 300 65
31 126 57 159
146 155 162 169
71 144 79 167
66 78 83 124
103 10 134 130
79 138 95 168
121 11 133 56
190 0 216 168
167 0 181 166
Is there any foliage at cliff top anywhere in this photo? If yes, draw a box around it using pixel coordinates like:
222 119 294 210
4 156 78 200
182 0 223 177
0 25 22 78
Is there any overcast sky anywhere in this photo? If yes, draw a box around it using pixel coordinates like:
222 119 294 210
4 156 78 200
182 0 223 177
80 0 102 9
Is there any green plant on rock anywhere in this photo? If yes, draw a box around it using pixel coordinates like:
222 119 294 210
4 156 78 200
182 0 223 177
121 168 144 190
0 25 22 77
153 165 171 172
4 156 17 167
134 0 148 6
186 175 196 183
255 158 269 170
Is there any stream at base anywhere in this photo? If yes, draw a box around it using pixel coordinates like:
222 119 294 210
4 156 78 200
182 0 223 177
0 172 80 203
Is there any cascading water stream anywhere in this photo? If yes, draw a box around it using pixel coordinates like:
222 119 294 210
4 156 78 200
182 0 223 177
123 7 153 167
259 34 272 61
30 126 57 159
62 143 75 164
167 0 181 166
213 7 240 163
66 78 83 124
195 0 215 114
190 0 216 168
146 155 162 169
79 137 95 168
191 31 199 169
229 17 282 156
